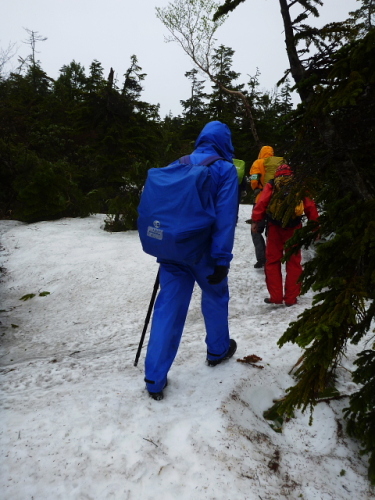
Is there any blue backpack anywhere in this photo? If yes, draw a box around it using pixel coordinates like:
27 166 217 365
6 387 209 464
137 154 222 263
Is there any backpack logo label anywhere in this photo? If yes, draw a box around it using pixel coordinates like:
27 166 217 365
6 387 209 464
147 226 163 240
153 220 161 228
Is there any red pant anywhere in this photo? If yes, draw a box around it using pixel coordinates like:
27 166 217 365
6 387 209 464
265 223 302 305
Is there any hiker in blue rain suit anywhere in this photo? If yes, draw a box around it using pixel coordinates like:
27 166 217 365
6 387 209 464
144 121 239 400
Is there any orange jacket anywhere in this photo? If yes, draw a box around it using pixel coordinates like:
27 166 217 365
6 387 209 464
249 146 274 203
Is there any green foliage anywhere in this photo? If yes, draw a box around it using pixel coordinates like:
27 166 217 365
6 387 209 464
248 71 294 153
208 45 244 123
156 0 227 69
180 68 210 141
270 28 375 484
263 400 294 433
104 161 151 232
19 294 36 301
344 348 375 484
13 153 90 222
266 176 304 228
0 53 166 224
19 291 50 301
213 0 246 21
349 0 375 37
213 3 375 486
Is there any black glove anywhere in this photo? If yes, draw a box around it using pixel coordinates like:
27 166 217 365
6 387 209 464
206 265 229 285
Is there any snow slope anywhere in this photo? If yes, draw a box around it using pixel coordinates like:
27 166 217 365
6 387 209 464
0 206 373 499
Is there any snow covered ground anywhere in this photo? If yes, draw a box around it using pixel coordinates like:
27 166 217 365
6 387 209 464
0 205 373 500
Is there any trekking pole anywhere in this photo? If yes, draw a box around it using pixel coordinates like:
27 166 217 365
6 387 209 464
134 267 160 367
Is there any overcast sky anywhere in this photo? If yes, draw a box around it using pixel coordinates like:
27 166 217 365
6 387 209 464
2 0 358 117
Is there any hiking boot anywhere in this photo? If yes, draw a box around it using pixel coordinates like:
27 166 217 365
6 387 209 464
207 339 237 367
285 301 297 307
264 298 283 305
254 261 265 269
148 390 164 401
147 380 168 401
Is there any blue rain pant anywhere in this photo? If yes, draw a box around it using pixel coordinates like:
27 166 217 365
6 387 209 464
144 255 231 393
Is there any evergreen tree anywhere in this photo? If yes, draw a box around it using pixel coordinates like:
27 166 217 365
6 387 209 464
208 45 244 126
180 69 207 121
0 52 163 224
54 61 87 101
180 68 209 141
86 60 106 95
95 57 161 231
349 0 375 37
215 0 375 484
245 70 294 157
207 44 255 160
276 28 375 484
0 66 91 222
278 79 293 117
122 55 144 105
158 113 188 166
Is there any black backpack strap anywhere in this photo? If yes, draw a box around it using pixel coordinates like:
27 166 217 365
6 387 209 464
179 154 224 166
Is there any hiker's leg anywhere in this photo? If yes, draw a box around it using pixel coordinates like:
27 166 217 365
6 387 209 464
145 262 195 393
251 218 266 264
264 224 284 304
193 257 231 360
284 231 302 305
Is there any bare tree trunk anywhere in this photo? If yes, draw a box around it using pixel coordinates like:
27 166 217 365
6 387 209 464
279 0 310 103
278 0 373 200
107 67 114 89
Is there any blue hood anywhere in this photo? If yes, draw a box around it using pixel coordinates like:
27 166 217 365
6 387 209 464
194 121 234 162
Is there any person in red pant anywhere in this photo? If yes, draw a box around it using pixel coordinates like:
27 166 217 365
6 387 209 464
251 164 319 306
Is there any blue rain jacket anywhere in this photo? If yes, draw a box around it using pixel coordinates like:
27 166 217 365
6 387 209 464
169 121 238 267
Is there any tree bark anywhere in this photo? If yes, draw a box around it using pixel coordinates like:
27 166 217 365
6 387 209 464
279 0 310 102
278 0 373 201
